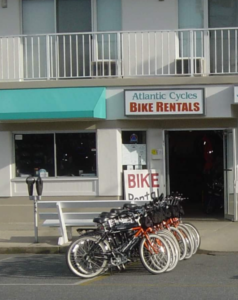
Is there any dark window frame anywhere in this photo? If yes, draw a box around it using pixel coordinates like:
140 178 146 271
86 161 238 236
14 131 97 178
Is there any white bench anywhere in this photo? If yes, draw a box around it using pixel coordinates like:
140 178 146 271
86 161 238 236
37 200 149 245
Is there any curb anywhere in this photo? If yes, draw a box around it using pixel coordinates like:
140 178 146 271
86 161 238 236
0 246 68 254
197 249 238 255
0 247 237 255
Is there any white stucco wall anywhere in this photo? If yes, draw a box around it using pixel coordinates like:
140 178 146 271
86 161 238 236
0 1 21 36
0 132 12 196
97 129 122 197
122 0 178 31
147 129 166 195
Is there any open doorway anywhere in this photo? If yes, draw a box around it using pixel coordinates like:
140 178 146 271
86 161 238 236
167 130 224 218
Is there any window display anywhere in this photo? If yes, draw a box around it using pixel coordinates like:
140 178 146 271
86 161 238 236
14 132 96 177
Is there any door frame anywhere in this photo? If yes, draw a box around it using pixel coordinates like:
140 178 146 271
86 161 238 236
223 129 238 221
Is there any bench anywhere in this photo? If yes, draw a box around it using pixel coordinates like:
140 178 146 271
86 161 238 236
37 200 149 245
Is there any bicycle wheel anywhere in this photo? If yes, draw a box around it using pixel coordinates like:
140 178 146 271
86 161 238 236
139 234 171 274
169 227 187 261
66 236 108 278
158 229 181 258
182 222 201 254
157 231 179 272
178 224 194 259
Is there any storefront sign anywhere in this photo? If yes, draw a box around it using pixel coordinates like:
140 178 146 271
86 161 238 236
125 89 204 116
124 169 160 200
234 86 238 103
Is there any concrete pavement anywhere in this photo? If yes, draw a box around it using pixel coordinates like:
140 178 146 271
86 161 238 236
0 197 238 254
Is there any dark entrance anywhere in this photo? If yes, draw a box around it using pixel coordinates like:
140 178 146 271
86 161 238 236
168 130 224 218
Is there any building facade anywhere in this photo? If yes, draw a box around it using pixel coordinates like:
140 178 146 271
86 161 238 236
0 0 238 220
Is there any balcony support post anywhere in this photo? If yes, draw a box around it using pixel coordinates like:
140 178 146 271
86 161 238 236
46 35 50 80
190 30 194 77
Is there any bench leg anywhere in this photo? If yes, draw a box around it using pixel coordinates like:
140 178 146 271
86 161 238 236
67 227 72 240
56 202 69 245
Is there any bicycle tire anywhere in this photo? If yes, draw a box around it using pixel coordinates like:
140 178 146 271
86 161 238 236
169 227 187 261
182 222 201 254
178 225 194 259
139 234 171 274
158 229 181 257
157 232 179 272
66 236 108 278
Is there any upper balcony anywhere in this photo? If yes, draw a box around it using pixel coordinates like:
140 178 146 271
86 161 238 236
0 27 238 81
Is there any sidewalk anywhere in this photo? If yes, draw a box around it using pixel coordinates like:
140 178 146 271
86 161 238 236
1 197 238 254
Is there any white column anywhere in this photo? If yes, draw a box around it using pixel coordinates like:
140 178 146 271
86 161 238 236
0 132 12 197
147 129 165 195
97 129 122 197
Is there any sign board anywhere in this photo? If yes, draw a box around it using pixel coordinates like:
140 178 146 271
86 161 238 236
125 89 204 116
122 144 146 165
234 87 238 103
124 169 160 201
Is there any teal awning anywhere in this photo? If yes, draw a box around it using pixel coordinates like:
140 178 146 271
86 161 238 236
0 87 106 120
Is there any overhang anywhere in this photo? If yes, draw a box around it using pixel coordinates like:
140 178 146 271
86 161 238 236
0 87 106 120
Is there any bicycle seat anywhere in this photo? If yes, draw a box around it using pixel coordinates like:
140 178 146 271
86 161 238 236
93 217 107 224
99 212 111 218
123 203 138 209
113 222 138 231
110 208 124 214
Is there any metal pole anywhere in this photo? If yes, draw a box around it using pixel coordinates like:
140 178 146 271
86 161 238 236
29 195 38 243
34 196 38 243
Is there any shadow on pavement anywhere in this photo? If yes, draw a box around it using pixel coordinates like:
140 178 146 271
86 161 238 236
0 254 75 278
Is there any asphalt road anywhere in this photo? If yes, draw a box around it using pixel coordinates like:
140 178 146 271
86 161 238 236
1 253 238 300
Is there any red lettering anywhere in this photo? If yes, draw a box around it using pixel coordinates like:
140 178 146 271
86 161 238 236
170 103 176 111
182 103 188 111
156 102 163 112
130 102 154 113
164 103 169 112
141 103 147 112
140 174 150 187
130 102 137 112
151 173 159 187
177 103 182 111
194 102 200 112
137 174 140 188
128 175 136 188
188 103 193 111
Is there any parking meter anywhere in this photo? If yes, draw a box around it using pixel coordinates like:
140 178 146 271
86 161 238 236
26 175 44 244
26 176 35 197
36 176 43 197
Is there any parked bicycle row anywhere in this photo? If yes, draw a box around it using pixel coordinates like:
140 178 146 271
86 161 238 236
66 193 201 278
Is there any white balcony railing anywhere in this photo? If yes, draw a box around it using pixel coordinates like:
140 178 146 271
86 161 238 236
0 28 238 81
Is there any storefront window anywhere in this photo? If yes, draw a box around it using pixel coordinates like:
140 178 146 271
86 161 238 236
56 133 96 177
14 132 96 177
121 131 147 170
15 134 54 177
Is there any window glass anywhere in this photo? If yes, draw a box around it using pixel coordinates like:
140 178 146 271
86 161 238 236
22 0 55 34
14 132 97 177
97 0 121 31
56 133 96 177
178 0 204 29
121 131 147 171
122 131 146 144
209 0 238 28
57 0 92 33
178 0 204 57
15 134 54 177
